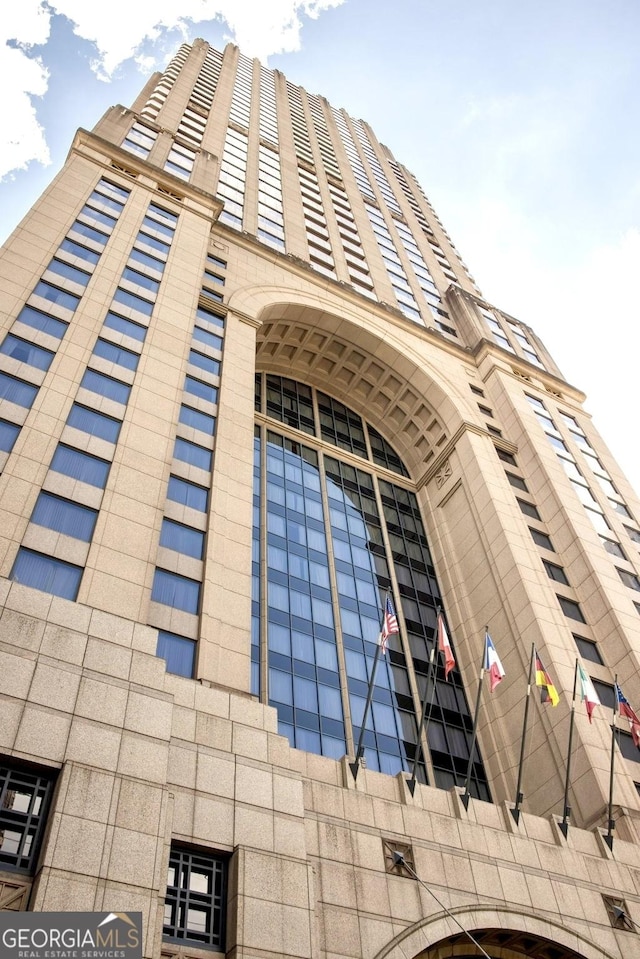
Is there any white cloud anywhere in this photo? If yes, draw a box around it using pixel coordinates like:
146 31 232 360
0 3 51 178
1 0 345 178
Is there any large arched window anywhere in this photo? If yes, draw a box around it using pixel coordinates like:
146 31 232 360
253 374 490 799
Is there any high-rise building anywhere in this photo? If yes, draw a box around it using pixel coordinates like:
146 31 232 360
1 38 639 958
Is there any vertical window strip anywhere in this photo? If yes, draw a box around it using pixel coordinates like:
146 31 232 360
229 51 253 128
525 395 625 555
364 203 422 323
152 297 225 676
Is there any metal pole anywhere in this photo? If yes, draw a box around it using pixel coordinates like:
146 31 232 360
559 659 578 837
512 643 535 824
605 674 618 850
408 645 436 795
349 641 382 781
461 630 487 809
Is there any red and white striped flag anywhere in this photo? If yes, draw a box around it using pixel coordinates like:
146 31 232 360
379 596 399 654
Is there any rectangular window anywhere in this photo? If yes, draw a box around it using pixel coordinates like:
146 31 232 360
46 259 91 287
192 327 223 351
67 404 121 444
179 405 216 435
557 595 586 623
617 568 640 592
121 266 160 295
87 190 124 215
129 247 165 272
58 238 100 265
103 312 147 342
0 761 56 874
31 491 98 541
157 630 196 678
573 635 604 665
50 444 110 488
506 472 528 492
81 369 131 405
32 281 80 312
184 376 218 404
137 231 171 256
0 335 54 372
167 476 208 512
148 203 178 227
188 350 220 377
160 518 205 559
93 338 139 371
174 437 212 471
10 548 83 600
15 306 68 339
113 288 154 316
517 499 541 520
152 568 201 613
79 206 117 231
70 221 109 246
542 560 569 585
0 419 20 453
0 372 39 408
163 846 227 949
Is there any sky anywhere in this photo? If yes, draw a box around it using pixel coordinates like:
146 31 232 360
2 0 639 493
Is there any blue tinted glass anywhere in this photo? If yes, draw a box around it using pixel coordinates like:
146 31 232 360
203 270 224 286
70 221 109 246
15 306 67 339
32 491 98 541
58 238 100 265
0 372 38 407
50 444 110 488
173 437 212 471
47 259 91 286
121 266 160 294
93 338 139 370
196 308 224 331
148 203 178 226
151 568 200 613
136 231 171 255
167 476 208 512
33 282 80 312
103 312 146 342
67 404 121 443
96 179 130 202
81 369 131 405
156 630 195 677
188 350 220 376
141 216 174 240
184 376 218 403
0 420 20 453
10 548 82 599
79 206 117 230
160 518 204 558
0 335 54 371
129 247 165 272
179 405 216 434
87 190 124 214
113 288 154 316
193 326 223 351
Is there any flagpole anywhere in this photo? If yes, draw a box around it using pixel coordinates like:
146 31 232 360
407 644 436 796
512 643 535 824
560 659 578 838
461 628 487 810
605 673 618 850
349 640 382 781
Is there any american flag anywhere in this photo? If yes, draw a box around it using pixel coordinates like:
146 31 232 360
379 596 399 654
616 683 640 748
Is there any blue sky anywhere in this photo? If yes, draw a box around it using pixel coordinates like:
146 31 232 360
2 0 639 493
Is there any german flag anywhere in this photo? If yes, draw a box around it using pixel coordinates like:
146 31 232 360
535 650 560 706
